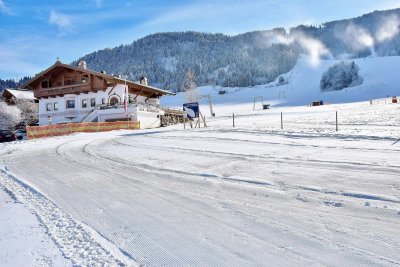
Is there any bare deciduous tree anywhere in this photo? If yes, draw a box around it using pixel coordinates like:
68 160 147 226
0 101 21 130
184 69 199 103
14 99 39 126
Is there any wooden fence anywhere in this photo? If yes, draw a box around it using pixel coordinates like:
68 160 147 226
26 121 140 140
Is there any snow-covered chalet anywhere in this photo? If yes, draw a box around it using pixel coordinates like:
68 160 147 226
23 60 175 128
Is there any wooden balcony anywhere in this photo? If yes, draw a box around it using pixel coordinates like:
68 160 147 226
35 83 106 98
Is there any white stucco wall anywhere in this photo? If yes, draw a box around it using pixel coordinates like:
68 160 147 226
97 106 137 122
38 84 161 126
134 110 162 129
39 91 108 125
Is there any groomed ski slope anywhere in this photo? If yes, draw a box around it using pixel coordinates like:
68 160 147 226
161 55 400 116
1 100 400 266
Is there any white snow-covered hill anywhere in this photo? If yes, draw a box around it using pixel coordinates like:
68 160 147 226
161 56 400 116
1 100 400 266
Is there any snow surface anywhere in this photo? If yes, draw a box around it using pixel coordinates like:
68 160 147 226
1 55 400 266
161 56 400 116
1 97 400 266
0 187 71 267
3 89 36 100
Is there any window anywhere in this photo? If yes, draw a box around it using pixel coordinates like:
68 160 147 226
90 98 96 107
54 102 59 111
64 76 77 85
41 80 49 88
81 75 89 84
66 100 75 109
101 98 106 105
82 99 88 108
109 96 119 106
46 103 52 111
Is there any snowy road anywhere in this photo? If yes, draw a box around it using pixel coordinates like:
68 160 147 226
1 102 400 266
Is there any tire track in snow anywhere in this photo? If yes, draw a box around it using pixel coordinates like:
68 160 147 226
78 137 400 266
141 133 400 153
54 138 352 266
91 138 400 221
52 140 205 267
108 140 400 195
204 127 400 143
111 138 400 177
55 138 330 266
6 134 399 266
0 168 137 267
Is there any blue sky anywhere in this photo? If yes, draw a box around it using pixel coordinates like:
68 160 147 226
1 0 400 79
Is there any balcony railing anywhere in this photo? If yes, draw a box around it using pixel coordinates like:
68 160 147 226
35 84 95 98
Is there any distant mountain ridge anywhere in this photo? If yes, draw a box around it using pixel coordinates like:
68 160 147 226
69 8 398 92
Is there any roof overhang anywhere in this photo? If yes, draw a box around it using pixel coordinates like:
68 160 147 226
22 61 175 97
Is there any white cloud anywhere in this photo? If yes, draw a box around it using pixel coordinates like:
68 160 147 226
49 10 73 32
0 0 12 14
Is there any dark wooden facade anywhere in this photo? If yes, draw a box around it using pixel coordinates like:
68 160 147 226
23 61 174 99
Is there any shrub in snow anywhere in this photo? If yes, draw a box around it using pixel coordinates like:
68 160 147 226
320 61 362 91
0 101 21 130
277 76 288 86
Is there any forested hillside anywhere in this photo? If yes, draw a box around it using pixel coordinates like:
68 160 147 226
74 29 299 91
73 8 400 92
0 77 31 92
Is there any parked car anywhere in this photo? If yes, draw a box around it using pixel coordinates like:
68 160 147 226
0 129 16 143
15 129 27 140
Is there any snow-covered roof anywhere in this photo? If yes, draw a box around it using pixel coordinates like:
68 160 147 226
2 88 36 100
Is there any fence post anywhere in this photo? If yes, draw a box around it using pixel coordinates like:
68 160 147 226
280 112 283 130
233 113 235 127
336 111 338 131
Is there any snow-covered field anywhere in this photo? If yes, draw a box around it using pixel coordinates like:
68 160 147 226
1 98 400 266
161 56 400 116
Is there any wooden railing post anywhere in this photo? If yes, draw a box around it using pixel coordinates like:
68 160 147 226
336 111 338 132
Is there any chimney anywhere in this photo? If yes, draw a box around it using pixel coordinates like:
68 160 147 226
140 76 148 86
77 60 87 70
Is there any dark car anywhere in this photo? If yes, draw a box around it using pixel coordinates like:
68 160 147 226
15 129 27 140
0 129 16 143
